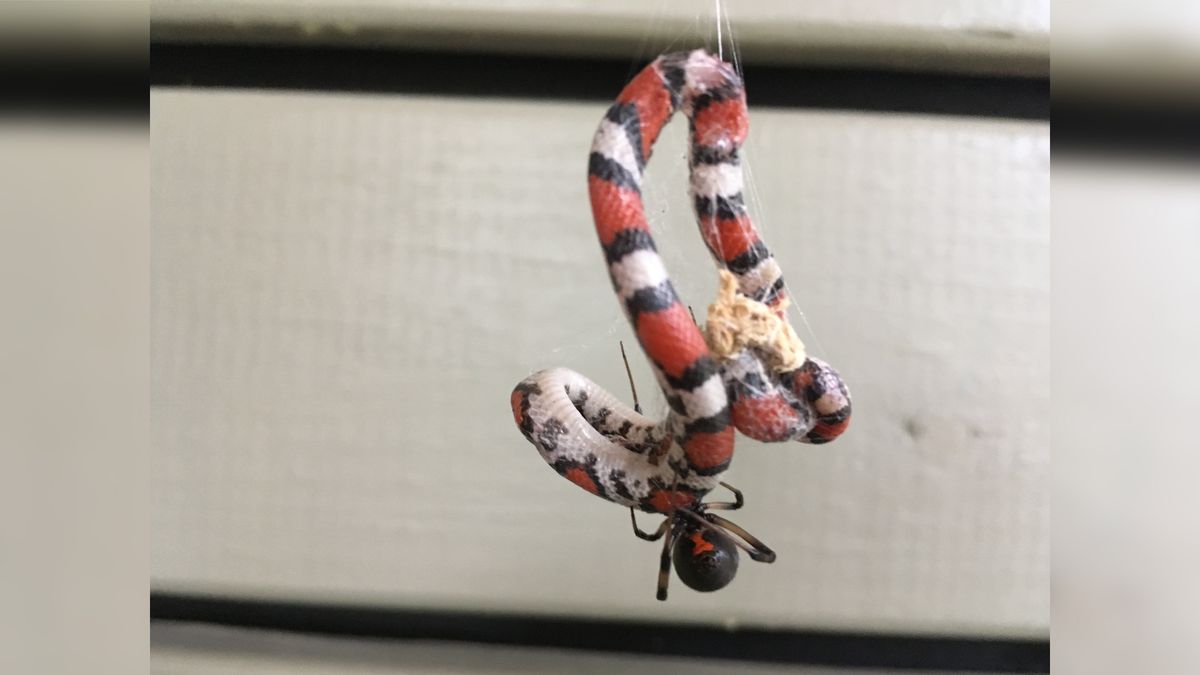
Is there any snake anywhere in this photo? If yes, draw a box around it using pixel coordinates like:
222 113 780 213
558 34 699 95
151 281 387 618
510 50 851 515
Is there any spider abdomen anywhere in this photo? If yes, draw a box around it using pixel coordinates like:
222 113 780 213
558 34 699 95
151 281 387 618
672 524 739 592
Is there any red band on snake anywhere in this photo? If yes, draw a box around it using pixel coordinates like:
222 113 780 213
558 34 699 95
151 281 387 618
512 50 852 514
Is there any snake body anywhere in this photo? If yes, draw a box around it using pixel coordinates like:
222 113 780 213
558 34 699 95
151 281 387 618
511 50 851 514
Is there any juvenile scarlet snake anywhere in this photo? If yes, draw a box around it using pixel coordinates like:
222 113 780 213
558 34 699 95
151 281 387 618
510 50 851 521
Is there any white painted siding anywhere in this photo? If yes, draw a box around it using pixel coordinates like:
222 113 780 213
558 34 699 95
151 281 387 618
151 88 1049 637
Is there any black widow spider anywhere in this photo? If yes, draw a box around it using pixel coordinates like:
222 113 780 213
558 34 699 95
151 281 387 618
620 341 777 601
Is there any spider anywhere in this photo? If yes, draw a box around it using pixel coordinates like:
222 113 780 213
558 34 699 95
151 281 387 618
620 342 777 601
629 480 776 600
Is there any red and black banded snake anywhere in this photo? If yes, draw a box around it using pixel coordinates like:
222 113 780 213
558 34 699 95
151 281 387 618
509 52 852 595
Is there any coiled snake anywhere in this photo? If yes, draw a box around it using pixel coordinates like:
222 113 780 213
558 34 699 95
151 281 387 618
509 50 852 598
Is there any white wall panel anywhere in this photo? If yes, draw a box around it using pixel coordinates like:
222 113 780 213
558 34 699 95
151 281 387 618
151 88 1049 637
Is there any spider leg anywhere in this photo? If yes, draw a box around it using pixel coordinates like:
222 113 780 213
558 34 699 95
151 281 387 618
701 481 745 511
619 340 642 414
705 512 777 564
630 508 669 541
656 518 685 601
675 509 775 563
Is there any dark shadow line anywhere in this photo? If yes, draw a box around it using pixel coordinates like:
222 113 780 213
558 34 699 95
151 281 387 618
1054 99 1200 162
151 592 1050 672
0 54 146 119
151 43 1049 121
